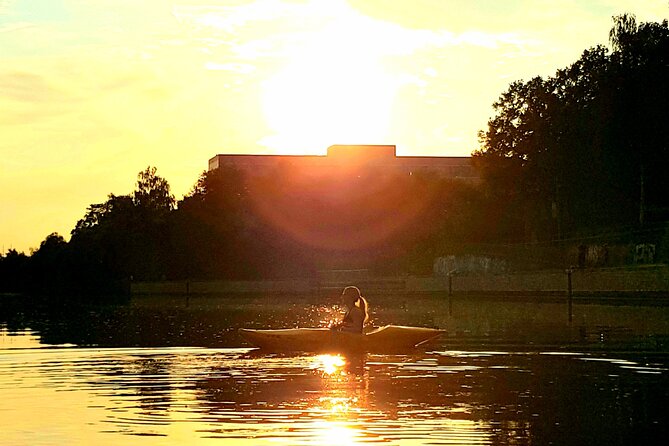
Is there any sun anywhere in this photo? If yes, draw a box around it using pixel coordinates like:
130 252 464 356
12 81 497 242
260 14 400 153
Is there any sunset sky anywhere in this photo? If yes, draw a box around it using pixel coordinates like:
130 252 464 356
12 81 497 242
1 0 667 253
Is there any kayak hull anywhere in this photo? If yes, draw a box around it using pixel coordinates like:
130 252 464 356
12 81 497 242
239 325 444 353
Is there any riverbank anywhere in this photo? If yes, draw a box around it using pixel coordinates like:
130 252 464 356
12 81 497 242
130 264 669 300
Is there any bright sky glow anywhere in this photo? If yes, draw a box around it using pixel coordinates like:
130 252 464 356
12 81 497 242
1 0 668 251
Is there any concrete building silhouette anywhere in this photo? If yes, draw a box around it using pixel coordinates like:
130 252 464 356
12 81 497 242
209 145 478 181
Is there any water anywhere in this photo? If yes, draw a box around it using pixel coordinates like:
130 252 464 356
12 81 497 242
1 294 669 445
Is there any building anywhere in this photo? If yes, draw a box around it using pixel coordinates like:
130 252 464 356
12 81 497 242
208 145 479 181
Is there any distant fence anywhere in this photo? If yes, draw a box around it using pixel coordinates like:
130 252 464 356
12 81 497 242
422 265 669 294
131 265 669 296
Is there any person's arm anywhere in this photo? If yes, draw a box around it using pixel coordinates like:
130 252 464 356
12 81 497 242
330 309 352 330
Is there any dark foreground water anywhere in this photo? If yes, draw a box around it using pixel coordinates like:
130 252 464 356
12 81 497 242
1 293 668 445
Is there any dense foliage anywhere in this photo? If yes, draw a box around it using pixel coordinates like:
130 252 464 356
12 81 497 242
475 14 669 243
172 163 481 279
0 164 480 296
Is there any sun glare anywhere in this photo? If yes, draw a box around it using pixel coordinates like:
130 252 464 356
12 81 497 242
316 354 346 375
261 9 400 152
315 421 361 445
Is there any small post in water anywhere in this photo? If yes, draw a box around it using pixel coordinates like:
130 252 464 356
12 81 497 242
566 268 573 323
448 270 455 316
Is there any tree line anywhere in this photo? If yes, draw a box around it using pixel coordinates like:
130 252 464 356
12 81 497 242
2 14 669 297
474 14 669 245
0 164 481 296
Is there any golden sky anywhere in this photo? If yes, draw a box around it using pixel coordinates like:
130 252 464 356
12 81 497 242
1 0 667 252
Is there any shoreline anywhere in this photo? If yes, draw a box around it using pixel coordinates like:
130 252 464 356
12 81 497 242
129 264 669 301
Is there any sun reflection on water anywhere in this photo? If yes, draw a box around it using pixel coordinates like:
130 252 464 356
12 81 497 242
306 354 369 444
0 327 42 349
312 354 359 415
315 354 347 376
3 324 665 446
313 420 361 446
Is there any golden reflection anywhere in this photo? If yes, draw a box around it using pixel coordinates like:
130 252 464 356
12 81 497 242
315 304 341 329
316 354 346 376
0 328 41 349
313 420 361 445
303 355 368 444
319 396 354 415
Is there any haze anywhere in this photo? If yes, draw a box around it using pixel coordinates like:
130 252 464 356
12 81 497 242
1 0 667 252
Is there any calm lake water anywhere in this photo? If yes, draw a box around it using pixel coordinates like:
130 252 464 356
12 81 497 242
1 293 669 445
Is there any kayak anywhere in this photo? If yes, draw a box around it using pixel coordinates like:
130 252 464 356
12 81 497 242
239 325 445 353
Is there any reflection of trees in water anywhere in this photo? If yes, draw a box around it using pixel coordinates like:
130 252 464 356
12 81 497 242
4 294 669 354
125 357 174 415
92 356 175 421
0 297 338 348
1 335 663 444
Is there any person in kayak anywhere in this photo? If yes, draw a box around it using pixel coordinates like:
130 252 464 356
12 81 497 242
330 286 369 333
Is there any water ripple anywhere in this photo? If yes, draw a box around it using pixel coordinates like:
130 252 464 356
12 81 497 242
1 342 668 445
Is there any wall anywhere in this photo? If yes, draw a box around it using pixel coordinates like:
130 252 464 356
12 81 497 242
131 265 669 295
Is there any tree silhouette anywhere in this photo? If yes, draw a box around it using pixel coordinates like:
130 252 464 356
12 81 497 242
133 166 175 212
476 14 669 245
609 13 638 52
0 249 29 293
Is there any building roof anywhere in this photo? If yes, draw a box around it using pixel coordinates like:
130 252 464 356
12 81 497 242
208 145 478 180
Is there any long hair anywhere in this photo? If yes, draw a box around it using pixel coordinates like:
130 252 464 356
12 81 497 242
342 286 369 324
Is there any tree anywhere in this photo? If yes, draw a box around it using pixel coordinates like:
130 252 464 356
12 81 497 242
68 167 178 283
474 76 561 241
609 13 638 52
28 233 70 294
0 249 29 293
133 166 175 212
72 194 135 236
475 13 669 243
